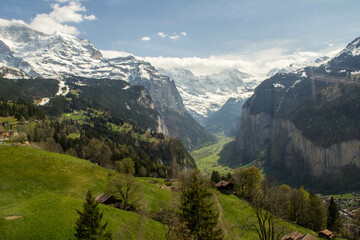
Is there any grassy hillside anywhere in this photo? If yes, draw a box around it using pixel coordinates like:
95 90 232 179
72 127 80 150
0 146 319 239
215 193 317 239
0 146 167 240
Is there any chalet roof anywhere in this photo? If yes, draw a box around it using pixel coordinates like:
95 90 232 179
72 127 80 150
95 194 113 203
215 180 233 188
281 231 304 240
300 234 317 240
318 229 334 237
160 185 170 190
282 232 317 240
0 126 5 133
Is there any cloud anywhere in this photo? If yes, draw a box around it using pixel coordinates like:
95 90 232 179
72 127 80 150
0 18 29 27
141 47 340 79
169 35 180 40
29 1 97 36
84 14 97 21
156 31 187 40
54 0 72 2
157 32 167 38
141 36 151 41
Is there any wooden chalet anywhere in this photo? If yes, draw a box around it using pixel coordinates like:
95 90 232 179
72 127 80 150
281 232 317 240
0 126 6 135
215 180 234 193
318 229 334 239
0 126 9 141
300 234 317 240
281 231 304 240
160 185 171 190
95 194 119 207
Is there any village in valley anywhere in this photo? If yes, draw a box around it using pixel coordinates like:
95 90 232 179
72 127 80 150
0 121 17 145
322 192 360 220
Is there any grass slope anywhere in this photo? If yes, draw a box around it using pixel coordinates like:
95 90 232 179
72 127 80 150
0 146 319 239
216 193 317 239
0 146 167 240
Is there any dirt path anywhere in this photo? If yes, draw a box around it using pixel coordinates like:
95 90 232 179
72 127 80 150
5 216 22 220
213 193 223 220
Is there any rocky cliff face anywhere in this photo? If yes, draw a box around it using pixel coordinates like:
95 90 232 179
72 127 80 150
234 36 360 189
237 108 360 177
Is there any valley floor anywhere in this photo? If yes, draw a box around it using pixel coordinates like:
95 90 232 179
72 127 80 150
190 135 234 175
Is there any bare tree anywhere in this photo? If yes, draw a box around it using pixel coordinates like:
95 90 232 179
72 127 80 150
106 174 143 211
241 179 285 240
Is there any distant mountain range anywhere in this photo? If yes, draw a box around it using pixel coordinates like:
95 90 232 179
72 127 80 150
158 68 258 122
0 21 215 149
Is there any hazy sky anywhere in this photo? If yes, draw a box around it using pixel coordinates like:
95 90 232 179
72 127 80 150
1 0 360 76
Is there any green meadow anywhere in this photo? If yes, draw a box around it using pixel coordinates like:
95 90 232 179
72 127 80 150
0 146 318 239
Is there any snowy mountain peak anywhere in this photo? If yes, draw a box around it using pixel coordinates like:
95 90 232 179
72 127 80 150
0 22 45 44
342 36 360 57
159 67 259 121
327 36 360 73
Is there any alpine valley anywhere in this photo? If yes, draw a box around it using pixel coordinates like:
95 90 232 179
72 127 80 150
0 21 215 150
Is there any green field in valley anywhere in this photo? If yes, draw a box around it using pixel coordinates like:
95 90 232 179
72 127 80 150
191 135 235 175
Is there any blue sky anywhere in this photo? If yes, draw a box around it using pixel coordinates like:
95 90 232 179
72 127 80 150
1 0 360 76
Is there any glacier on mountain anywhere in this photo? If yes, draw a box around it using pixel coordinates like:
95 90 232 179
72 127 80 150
158 67 259 122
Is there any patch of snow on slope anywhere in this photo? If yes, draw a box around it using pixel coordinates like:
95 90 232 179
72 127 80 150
56 80 69 96
273 83 285 88
38 98 50 106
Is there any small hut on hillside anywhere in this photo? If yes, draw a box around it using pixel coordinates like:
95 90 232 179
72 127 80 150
281 232 317 240
318 229 334 239
95 194 119 207
215 180 234 194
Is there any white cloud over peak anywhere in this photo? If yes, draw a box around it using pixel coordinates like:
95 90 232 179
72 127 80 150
142 47 340 79
0 18 29 27
29 1 97 36
180 32 187 36
141 36 151 41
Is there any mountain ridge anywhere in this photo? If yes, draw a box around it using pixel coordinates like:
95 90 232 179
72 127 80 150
0 21 214 149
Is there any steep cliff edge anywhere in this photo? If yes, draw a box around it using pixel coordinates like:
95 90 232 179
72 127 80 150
233 36 360 191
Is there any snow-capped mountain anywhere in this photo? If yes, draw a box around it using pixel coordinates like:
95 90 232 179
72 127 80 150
158 67 259 122
327 36 360 73
0 21 214 149
0 63 29 79
266 56 330 78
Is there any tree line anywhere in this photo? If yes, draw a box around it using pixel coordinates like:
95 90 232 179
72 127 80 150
211 167 349 239
4 99 194 179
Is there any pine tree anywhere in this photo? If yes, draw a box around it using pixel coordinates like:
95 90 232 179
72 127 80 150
327 197 341 232
74 190 112 240
179 170 223 240
210 170 221 183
